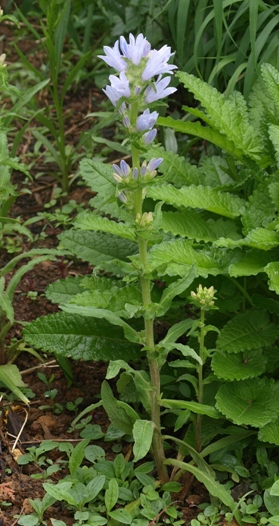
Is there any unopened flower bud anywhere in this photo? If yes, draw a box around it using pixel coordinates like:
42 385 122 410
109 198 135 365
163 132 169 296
190 285 217 311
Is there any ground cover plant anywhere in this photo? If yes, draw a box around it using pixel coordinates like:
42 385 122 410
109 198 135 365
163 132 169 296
3 1 279 525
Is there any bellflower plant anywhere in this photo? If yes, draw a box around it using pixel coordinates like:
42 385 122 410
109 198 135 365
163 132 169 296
98 33 177 483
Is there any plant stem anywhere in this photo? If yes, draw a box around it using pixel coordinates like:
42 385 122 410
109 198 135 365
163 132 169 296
132 142 168 484
196 309 205 453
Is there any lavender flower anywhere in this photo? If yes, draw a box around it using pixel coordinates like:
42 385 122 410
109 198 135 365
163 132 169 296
136 109 159 131
145 76 176 103
142 45 177 81
113 159 130 178
99 34 177 83
103 71 130 106
99 41 127 72
119 34 151 65
143 129 157 145
140 158 163 177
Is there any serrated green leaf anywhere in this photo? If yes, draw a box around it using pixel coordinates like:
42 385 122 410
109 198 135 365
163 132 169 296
59 230 138 267
158 116 244 159
23 313 140 361
74 212 135 241
145 145 204 187
211 349 266 381
79 158 115 195
147 184 244 219
265 262 279 294
216 378 279 427
46 276 85 304
229 250 274 277
133 420 154 462
161 210 217 241
216 310 279 353
258 417 279 445
60 304 141 344
177 71 264 161
146 239 223 277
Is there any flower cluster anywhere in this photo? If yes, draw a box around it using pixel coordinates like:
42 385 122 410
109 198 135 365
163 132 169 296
99 34 177 146
190 285 217 311
112 158 163 185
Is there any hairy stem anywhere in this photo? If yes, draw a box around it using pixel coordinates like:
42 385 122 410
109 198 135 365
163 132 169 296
196 309 205 453
132 142 168 483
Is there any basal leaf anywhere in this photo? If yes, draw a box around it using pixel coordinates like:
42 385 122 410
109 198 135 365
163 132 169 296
23 313 141 361
0 364 29 404
74 212 136 241
164 459 236 511
133 419 154 462
216 378 279 427
147 184 244 218
105 479 119 513
59 230 138 266
216 310 279 353
211 349 266 381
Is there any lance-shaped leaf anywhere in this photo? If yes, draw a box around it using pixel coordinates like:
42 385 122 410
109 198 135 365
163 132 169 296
211 349 266 381
59 230 138 267
229 250 275 278
164 459 237 515
216 310 279 353
23 313 141 361
156 266 196 316
147 184 244 219
216 378 279 427
60 304 142 344
145 145 204 186
74 212 136 241
133 420 154 462
160 399 221 419
0 364 29 404
101 381 136 435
